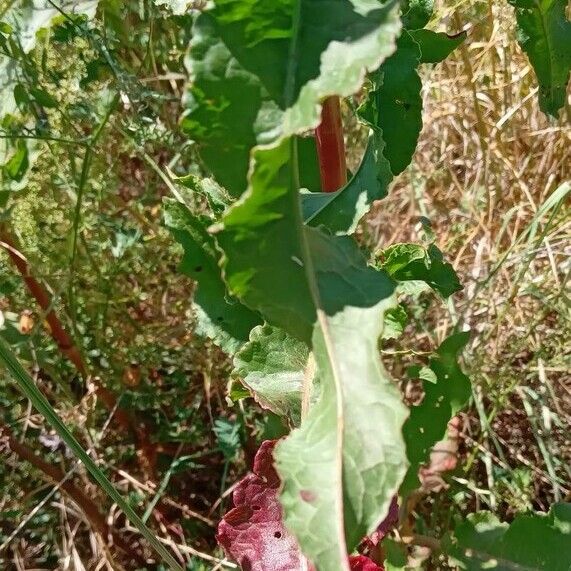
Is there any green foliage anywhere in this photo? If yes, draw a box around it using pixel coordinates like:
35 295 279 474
0 337 184 570
302 133 393 235
276 299 408 570
216 139 395 343
401 0 434 29
163 198 261 353
382 304 408 340
445 503 571 570
379 242 462 297
410 28 467 64
183 0 402 195
359 2 465 176
507 0 571 116
234 325 309 425
1 1 566 569
0 1 99 116
213 417 242 460
365 31 423 175
401 332 471 493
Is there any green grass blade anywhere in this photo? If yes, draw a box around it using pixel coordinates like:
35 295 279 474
0 337 184 571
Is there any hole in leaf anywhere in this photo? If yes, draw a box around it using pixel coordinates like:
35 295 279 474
274 531 282 539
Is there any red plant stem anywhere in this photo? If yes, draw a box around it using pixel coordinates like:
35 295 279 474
0 232 161 478
0 233 125 416
0 232 88 377
315 96 347 193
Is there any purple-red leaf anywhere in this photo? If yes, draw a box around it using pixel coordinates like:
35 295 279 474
364 496 399 549
218 441 393 570
217 440 306 571
349 555 384 571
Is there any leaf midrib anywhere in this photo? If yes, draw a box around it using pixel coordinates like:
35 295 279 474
284 1 351 557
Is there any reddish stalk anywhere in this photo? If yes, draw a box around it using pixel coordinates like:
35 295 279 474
0 232 130 425
315 96 348 193
0 231 157 478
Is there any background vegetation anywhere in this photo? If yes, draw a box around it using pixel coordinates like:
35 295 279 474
0 0 569 569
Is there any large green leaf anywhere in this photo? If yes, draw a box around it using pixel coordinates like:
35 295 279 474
507 0 571 116
234 325 309 425
276 300 408 569
163 199 261 354
181 14 272 196
371 31 422 175
302 132 393 235
216 139 395 343
183 0 402 195
215 138 407 570
357 5 464 176
211 0 401 125
445 503 571 570
400 332 471 494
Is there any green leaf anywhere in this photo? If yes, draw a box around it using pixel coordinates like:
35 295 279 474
379 243 462 298
445 503 571 570
507 0 571 116
216 137 406 570
29 86 59 108
410 28 467 64
182 14 272 196
183 0 402 195
234 325 309 425
216 139 395 344
213 418 241 460
401 0 434 30
400 331 471 494
174 173 232 216
297 135 322 193
276 300 408 570
302 132 393 235
163 199 262 354
4 140 29 181
361 31 422 175
13 84 30 108
382 303 408 340
0 21 14 35
0 337 184 571
383 538 408 571
211 0 401 120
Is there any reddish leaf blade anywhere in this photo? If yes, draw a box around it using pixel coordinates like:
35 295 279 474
349 555 384 571
217 440 306 571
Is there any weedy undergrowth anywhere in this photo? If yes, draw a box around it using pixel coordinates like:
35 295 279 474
0 0 570 570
